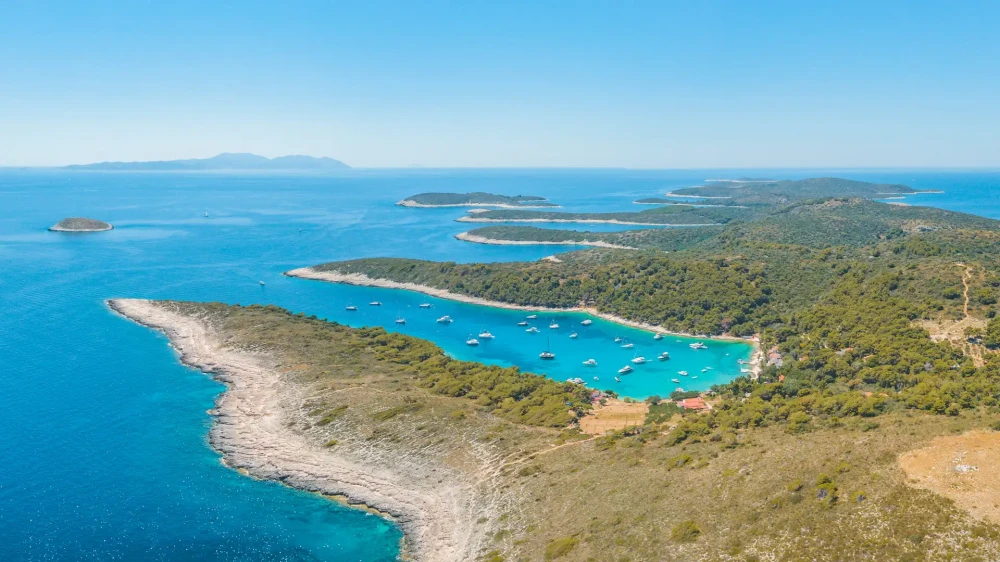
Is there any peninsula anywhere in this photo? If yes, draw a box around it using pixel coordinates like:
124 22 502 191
110 298 1000 561
48 217 113 232
397 192 558 208
455 204 739 226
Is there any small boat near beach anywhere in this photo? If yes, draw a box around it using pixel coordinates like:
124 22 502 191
437 315 453 324
689 342 707 349
618 365 633 375
653 333 663 340
568 378 585 385
549 322 560 329
671 378 680 383
614 336 622 343
395 316 406 325
526 314 538 320
478 329 494 339
621 342 634 349
369 301 382 306
679 370 689 376
419 303 432 308
593 376 599 381
583 358 597 366
466 336 479 346
526 326 540 333
581 319 593 326
517 320 529 326
259 280 265 286
658 352 670 361
615 377 621 382
345 305 358 311
569 332 578 339
631 354 647 365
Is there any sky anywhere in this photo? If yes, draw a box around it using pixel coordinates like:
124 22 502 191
1 1 999 168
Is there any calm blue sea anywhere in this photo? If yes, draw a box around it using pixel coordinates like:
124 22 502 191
1 168 997 560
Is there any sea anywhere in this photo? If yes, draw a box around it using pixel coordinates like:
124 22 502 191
1 168 998 560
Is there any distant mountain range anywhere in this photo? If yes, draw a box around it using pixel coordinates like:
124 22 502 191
65 153 350 171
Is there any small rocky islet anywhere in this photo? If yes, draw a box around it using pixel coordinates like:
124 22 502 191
48 217 114 232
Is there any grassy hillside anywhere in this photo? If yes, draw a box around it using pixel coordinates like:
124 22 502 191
460 204 744 225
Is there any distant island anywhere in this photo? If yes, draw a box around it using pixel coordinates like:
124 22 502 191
397 192 558 208
48 217 113 232
64 153 350 171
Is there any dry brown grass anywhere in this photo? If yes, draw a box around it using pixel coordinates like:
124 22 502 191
578 400 648 435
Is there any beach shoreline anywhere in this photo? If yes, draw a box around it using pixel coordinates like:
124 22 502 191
107 298 483 562
284 268 761 371
455 216 719 227
455 231 635 250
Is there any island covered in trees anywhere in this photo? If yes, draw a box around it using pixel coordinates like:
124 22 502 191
48 217 114 232
396 192 558 208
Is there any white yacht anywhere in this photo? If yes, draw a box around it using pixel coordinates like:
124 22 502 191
582 358 597 366
369 301 381 306
621 342 634 349
466 336 479 346
437 315 453 324
618 365 633 375
614 376 621 382
569 332 578 339
419 303 432 308
581 319 593 326
549 322 560 329
657 352 670 361
526 326 540 333
568 378 585 385
478 329 494 339
689 342 707 349
259 280 265 286
614 336 622 343
517 320 529 326
345 305 358 311
631 354 647 365
395 317 406 325
526 314 538 320
540 338 555 359
679 371 689 376
671 378 680 383
653 333 664 340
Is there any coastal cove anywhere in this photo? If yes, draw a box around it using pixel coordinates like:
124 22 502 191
4 168 1000 562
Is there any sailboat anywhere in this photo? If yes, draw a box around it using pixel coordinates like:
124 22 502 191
620 339 634 349
345 304 358 311
395 315 406 325
539 337 555 359
526 326 540 333
631 353 647 364
466 335 479 346
478 328 494 339
549 321 560 329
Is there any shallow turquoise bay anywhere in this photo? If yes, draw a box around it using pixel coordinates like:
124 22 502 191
1 169 997 560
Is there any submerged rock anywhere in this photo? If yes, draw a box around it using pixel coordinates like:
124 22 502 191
49 217 113 232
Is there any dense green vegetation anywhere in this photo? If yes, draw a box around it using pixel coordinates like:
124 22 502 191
400 192 556 206
464 224 725 251
670 177 916 205
460 203 743 225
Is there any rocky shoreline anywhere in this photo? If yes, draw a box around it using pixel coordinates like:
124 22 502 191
397 199 560 209
107 298 484 562
284 268 761 373
48 217 114 232
455 231 635 250
455 216 719 227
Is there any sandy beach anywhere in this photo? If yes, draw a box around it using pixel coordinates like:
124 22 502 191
107 298 489 562
396 200 560 209
455 216 719 227
284 268 761 363
455 231 635 249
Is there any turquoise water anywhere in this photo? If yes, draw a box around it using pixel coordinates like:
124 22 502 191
2 169 998 560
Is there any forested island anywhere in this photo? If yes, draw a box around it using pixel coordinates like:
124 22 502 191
397 192 558 208
48 217 113 232
457 204 741 225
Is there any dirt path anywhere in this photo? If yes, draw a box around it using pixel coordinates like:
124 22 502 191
960 263 971 317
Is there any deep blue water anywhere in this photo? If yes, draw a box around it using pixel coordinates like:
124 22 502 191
1 168 998 561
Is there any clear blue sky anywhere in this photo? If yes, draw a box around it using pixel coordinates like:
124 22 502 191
2 1 998 168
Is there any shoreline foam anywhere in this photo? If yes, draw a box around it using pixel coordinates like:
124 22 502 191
107 298 483 562
455 231 636 250
455 216 719 227
284 268 761 374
